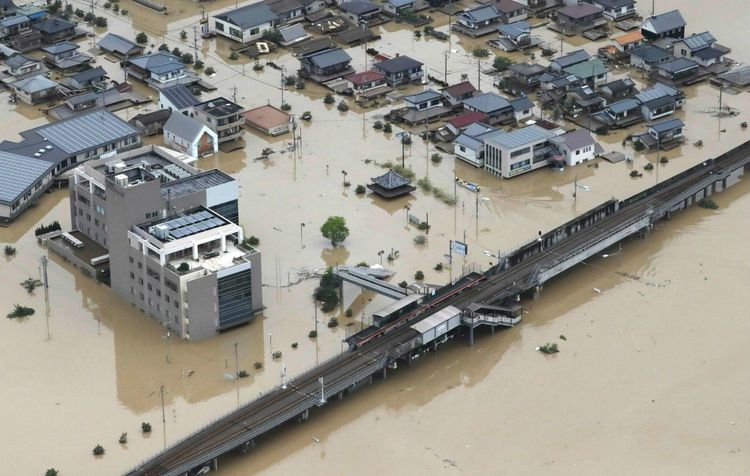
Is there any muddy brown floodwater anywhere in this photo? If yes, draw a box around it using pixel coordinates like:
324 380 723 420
0 0 748 474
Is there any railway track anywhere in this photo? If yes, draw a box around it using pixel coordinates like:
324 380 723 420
126 143 749 476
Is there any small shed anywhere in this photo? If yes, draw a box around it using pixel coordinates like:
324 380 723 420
367 169 416 198
242 104 292 136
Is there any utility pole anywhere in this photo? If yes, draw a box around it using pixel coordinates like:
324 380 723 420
573 176 577 202
280 68 285 106
232 85 238 104
444 51 448 84
160 384 166 448
192 25 199 64
477 59 481 90
41 256 50 339
234 342 239 377
89 0 94 21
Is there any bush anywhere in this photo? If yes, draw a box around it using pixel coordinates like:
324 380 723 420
472 48 490 58
698 198 719 209
181 53 194 64
92 445 105 456
493 56 514 72
559 335 567 341
35 221 61 236
633 141 645 151
434 263 443 271
327 317 339 328
103 2 111 8
180 30 187 40
430 153 442 163
253 62 264 71
433 187 457 206
324 93 335 104
284 75 296 86
247 236 260 246
315 287 340 312
120 8 128 14
272 351 282 359
308 330 318 338
417 177 432 192
193 60 204 70
295 79 305 90
254 361 263 369
119 432 128 444
135 32 148 44
84 12 94 22
414 270 424 280
205 66 216 75
345 308 353 317
398 280 408 288
373 120 383 130
141 422 151 433
355 184 366 194
238 370 249 378
319 267 341 289
281 102 292 111
262 29 283 43
366 47 379 56
112 4 119 12
46 469 59 476
176 262 189 273
229 51 239 60
538 343 559 354
337 101 349 112
414 235 427 245
383 122 392 133
7 305 34 319
659 156 669 164
291 342 298 349
4 245 16 256
158 43 169 52
644 162 654 171
629 170 642 178
75 8 85 17
20 278 42 293
95 16 107 27
171 47 182 57
594 126 608 136
391 164 415 179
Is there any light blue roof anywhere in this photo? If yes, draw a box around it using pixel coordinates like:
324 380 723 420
404 89 442 104
498 20 530 38
485 124 556 150
460 5 500 23
387 0 413 7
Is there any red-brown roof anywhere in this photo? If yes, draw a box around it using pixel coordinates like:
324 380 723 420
442 80 476 97
447 111 488 128
345 70 385 85
242 105 291 130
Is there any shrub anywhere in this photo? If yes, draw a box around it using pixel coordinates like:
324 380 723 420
430 153 442 163
383 122 392 133
345 308 353 317
4 245 16 256
247 236 260 246
94 16 107 27
366 47 379 56
472 48 489 58
319 267 341 289
141 422 151 433
434 263 443 271
594 126 608 136
295 79 305 90
538 343 559 354
559 335 567 341
176 262 189 273
119 432 128 444
417 177 432 192
158 43 169 52
284 75 296 86
254 361 263 369
414 270 424 280
291 342 298 349
629 170 642 178
398 280 408 288
373 120 383 130
262 29 283 43
193 60 204 70
433 187 457 206
272 351 282 359
391 164 415 179
633 141 645 151
75 8 85 17
7 305 34 319
35 221 61 236
337 101 349 112
281 102 292 111
659 156 669 164
103 2 111 8
324 93 335 104
180 30 187 40
493 56 514 72
698 198 718 209
229 51 239 60
315 287 339 312
308 330 318 338
112 4 119 12
327 317 339 328
355 184 366 194
46 469 59 476
84 12 94 22
135 32 148 44
171 47 182 57
121 8 128 14
356 261 368 267
205 66 216 75
181 53 194 64
414 234 427 245
20 278 42 293
93 445 105 456
644 162 654 171
238 370 249 378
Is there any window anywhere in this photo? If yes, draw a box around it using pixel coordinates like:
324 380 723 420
510 147 530 158
229 27 242 38
165 295 170 303
129 256 133 263
215 22 224 32
138 277 143 285
156 289 161 297
249 27 259 35
576 150 580 155
130 272 135 279
137 262 142 269
147 283 152 291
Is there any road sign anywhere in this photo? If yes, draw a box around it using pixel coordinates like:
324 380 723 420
451 240 468 256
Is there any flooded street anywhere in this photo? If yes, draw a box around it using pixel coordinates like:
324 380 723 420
0 0 748 474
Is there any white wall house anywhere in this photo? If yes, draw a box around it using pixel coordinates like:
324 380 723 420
557 129 601 166
163 112 218 158
212 3 278 43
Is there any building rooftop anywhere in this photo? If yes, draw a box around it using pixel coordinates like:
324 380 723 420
214 3 278 29
371 169 412 189
681 31 715 50
11 75 57 93
340 0 380 14
498 20 530 38
278 23 308 44
242 104 291 130
387 0 414 7
643 9 685 34
509 96 534 111
164 112 209 142
615 30 643 45
593 0 634 7
71 66 106 83
648 118 684 133
36 109 138 154
557 3 602 19
1 15 29 28
442 80 476 97
561 128 597 151
33 17 74 34
693 47 724 60
485 124 557 150
607 98 640 113
5 53 37 69
40 41 78 55
455 123 502 151
128 53 185 75
495 0 525 13
194 97 243 117
447 111 488 128
97 33 142 55
160 170 233 200
630 45 670 62
375 55 423 73
551 49 591 68
657 57 699 73
563 59 608 79
404 89 442 104
0 150 54 205
509 62 547 76
463 92 511 113
160 84 199 110
460 5 500 23
129 109 172 126
303 47 352 69
345 70 385 85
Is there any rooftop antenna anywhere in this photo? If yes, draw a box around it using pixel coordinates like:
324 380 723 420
651 0 655 16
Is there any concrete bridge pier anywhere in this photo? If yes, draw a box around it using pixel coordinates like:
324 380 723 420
469 325 474 347
532 284 543 300
240 439 255 453
382 367 387 380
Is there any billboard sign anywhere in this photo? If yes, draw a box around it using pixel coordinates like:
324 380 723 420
450 240 468 256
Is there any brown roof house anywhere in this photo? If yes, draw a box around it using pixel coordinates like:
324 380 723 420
243 105 292 136
367 169 416 198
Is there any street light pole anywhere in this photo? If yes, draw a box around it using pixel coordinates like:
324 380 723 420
405 206 410 225
300 222 305 248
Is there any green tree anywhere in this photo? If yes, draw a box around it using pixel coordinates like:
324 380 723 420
46 469 59 476
493 56 514 72
320 216 349 247
135 32 148 44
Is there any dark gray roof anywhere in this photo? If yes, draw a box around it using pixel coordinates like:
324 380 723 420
5 53 36 69
404 89 442 104
35 109 139 154
215 3 278 29
630 45 670 62
495 0 525 13
657 57 698 73
340 0 380 14
640 95 674 109
648 118 683 133
305 47 352 68
128 53 185 75
562 128 597 151
591 0 634 7
41 41 78 55
1 15 28 28
160 170 233 200
129 109 172 126
164 112 209 142
643 10 685 33
33 17 75 34
371 169 411 189
681 31 715 50
557 3 602 19
551 49 590 68
160 84 199 110
266 0 303 14
463 92 511 113
460 5 500 23
194 97 243 117
375 55 423 73
498 20 530 38
66 91 100 106
509 96 534 111
607 98 640 113
601 78 635 93
71 66 106 83
693 47 724 60
97 33 142 56
0 151 54 205
509 62 546 76
485 125 556 149
279 23 307 43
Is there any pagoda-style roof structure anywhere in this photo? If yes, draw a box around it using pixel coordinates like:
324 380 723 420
367 169 416 198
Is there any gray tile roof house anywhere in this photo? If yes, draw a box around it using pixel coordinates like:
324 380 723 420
215 3 278 29
340 0 380 15
5 53 36 70
97 33 144 57
461 5 500 23
374 55 423 74
561 128 600 151
404 89 442 105
463 92 511 114
159 84 199 111
0 150 55 223
128 53 185 75
550 49 590 70
648 117 683 134
367 169 416 198
68 66 106 88
641 9 685 40
164 111 207 142
40 41 78 55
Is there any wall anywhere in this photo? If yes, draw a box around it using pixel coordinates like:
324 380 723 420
185 272 218 340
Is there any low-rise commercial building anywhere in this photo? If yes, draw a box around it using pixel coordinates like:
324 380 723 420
483 124 563 177
0 150 55 224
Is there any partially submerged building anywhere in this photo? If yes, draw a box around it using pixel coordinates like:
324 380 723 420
164 112 219 157
97 33 144 58
212 3 278 43
189 97 245 145
0 150 55 224
483 124 563 177
641 9 685 41
298 47 354 82
367 169 416 198
454 122 503 167
373 55 424 87
243 104 292 136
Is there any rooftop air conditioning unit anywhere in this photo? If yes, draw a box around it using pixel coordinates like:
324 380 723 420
114 162 127 174
114 173 128 187
152 223 170 240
